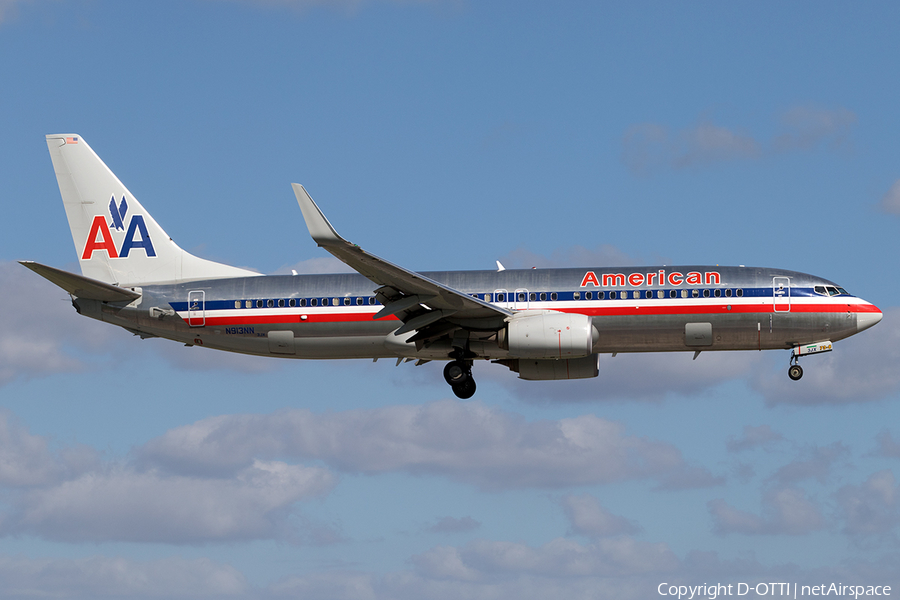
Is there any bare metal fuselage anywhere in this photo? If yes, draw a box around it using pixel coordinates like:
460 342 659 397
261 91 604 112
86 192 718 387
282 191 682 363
78 265 878 362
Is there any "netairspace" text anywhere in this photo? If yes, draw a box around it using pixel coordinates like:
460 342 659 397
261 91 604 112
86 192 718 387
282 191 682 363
657 582 891 599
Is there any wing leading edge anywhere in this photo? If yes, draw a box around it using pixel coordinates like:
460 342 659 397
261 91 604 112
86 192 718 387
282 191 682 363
292 184 512 342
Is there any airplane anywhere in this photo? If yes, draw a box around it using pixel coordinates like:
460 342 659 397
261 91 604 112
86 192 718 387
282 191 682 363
22 134 883 399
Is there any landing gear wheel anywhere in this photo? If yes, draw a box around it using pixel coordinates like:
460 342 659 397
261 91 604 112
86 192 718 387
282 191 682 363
452 378 477 399
444 360 470 385
788 364 803 381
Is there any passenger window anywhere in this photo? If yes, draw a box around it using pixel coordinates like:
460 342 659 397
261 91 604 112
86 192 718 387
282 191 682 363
278 299 285 307
657 290 664 299
551 292 558 301
681 290 688 298
609 291 617 300
530 292 537 301
234 301 241 309
573 292 580 300
586 291 593 300
290 299 296 307
691 289 699 298
311 298 318 307
725 289 732 297
256 300 263 308
267 299 274 308
736 289 743 297
703 290 710 298
245 300 252 308
714 289 721 298
356 298 363 305
540 292 547 301
497 293 505 302
518 292 527 302
369 297 376 305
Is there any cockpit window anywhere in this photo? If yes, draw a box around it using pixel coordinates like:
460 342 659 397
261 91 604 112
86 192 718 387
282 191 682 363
816 285 850 296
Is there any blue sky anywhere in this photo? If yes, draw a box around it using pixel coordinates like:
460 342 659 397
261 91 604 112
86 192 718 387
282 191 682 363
2 1 900 598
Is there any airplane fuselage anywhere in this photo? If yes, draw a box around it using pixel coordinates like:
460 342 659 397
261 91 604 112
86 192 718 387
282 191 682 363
81 265 879 362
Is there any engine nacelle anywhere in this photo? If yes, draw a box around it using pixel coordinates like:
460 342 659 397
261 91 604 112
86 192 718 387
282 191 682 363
498 354 600 380
498 311 598 359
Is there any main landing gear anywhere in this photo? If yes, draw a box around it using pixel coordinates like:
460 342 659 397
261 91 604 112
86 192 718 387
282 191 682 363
444 360 476 399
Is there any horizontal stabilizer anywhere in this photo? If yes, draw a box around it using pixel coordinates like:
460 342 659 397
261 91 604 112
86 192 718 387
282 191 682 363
19 261 141 302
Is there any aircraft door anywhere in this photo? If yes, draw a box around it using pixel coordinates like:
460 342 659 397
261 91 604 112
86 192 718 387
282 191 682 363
188 290 205 327
773 277 790 312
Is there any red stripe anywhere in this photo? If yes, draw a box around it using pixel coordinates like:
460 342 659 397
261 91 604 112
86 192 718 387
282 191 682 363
192 302 880 328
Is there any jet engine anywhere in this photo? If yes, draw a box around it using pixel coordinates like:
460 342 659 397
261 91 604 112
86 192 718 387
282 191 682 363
498 311 598 359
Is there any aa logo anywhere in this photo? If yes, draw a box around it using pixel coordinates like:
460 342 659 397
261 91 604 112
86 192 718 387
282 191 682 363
81 195 157 260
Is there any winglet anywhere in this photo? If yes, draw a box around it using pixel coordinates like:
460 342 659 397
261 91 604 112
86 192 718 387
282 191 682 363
292 183 345 247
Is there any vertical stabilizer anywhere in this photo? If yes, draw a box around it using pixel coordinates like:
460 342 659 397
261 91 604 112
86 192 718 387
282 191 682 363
45 134 259 286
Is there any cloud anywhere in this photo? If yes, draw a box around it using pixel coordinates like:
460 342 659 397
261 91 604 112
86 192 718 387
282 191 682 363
879 180 900 215
1 460 335 544
0 555 248 599
622 121 760 174
767 442 849 485
426 516 481 534
835 470 899 541
0 410 336 544
137 400 689 490
654 465 725 491
750 307 900 405
0 262 111 385
726 425 785 453
411 537 680 581
873 430 900 459
622 106 856 175
0 410 86 487
500 350 762 403
772 106 856 152
561 494 641 538
708 487 824 535
0 0 28 25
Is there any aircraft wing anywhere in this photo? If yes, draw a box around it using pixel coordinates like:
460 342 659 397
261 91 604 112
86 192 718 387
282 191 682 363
19 261 141 302
293 184 512 338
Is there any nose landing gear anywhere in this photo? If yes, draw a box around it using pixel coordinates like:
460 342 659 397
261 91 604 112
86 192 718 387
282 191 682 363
787 341 833 381
444 360 476 399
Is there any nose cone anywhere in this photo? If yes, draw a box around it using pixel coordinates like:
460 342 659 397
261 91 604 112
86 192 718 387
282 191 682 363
857 307 883 333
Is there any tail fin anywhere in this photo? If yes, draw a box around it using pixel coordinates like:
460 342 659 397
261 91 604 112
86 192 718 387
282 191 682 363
45 134 259 286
